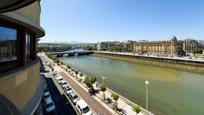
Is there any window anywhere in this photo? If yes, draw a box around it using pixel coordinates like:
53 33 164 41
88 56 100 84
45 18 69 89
0 26 17 62
0 20 37 73
25 33 31 60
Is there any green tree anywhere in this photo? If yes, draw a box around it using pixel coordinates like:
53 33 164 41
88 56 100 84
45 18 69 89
132 105 141 115
100 84 107 101
66 65 71 69
79 73 83 77
83 77 92 87
83 77 97 87
90 77 96 84
111 93 119 110
83 45 96 51
75 70 79 75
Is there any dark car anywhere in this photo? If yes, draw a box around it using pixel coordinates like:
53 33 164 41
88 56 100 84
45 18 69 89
88 86 95 95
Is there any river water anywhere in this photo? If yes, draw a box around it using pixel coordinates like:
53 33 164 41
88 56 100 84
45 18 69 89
60 55 204 115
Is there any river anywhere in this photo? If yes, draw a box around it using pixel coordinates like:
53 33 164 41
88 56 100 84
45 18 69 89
60 55 204 115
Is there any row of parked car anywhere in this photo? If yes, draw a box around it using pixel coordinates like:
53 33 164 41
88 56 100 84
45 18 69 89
53 72 93 115
43 86 56 114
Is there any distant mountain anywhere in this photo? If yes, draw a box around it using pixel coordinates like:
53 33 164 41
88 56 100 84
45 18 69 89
198 40 204 46
51 41 85 44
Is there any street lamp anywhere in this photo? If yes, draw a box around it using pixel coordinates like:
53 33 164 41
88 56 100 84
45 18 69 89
102 76 106 84
145 80 150 115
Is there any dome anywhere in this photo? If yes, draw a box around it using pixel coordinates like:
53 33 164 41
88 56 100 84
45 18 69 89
171 35 177 41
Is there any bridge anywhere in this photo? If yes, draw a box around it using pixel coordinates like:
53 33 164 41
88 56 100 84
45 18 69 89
49 49 93 57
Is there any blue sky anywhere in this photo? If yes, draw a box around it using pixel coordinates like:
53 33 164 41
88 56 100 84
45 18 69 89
0 27 17 40
40 0 204 43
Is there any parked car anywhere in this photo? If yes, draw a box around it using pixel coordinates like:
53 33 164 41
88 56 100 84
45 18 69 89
44 87 49 92
52 71 57 76
43 91 51 102
68 92 79 104
60 79 67 88
63 84 70 90
64 86 73 94
76 99 92 115
44 97 56 113
55 76 63 83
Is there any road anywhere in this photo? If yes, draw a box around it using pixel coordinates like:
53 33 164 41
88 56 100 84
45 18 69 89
59 72 112 115
43 73 77 115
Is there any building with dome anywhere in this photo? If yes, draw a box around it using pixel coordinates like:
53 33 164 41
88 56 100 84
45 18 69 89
133 36 184 56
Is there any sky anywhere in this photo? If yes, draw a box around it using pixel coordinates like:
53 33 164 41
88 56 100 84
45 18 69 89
40 0 204 43
0 27 17 40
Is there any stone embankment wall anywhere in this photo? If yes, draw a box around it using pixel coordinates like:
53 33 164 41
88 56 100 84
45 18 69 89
92 53 204 74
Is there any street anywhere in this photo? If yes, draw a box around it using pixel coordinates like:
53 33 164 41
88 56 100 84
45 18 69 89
59 72 112 115
43 73 77 115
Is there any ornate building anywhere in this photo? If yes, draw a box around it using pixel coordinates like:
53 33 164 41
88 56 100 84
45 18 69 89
133 36 184 56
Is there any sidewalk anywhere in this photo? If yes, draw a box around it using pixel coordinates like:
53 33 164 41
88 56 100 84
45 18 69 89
92 82 147 115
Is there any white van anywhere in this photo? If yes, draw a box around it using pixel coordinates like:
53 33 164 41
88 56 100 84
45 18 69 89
76 99 92 115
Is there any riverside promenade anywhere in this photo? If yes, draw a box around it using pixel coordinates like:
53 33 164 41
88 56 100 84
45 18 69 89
41 53 153 115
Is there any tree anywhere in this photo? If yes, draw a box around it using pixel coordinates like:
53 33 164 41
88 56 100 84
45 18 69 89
90 77 96 84
83 45 96 51
111 93 119 110
132 105 141 115
66 65 71 69
83 77 92 87
100 84 107 101
83 77 96 88
75 70 79 75
79 73 83 77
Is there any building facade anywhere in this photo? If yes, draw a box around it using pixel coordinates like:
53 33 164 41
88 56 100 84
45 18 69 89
183 39 199 54
0 0 45 115
96 42 109 51
97 41 135 52
133 36 184 56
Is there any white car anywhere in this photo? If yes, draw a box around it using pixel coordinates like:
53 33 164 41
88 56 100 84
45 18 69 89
44 97 56 113
52 71 57 76
60 79 67 87
76 99 92 115
55 76 63 83
69 92 79 104
64 86 73 94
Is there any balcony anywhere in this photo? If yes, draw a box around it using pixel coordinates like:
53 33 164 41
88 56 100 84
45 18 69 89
0 58 45 115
